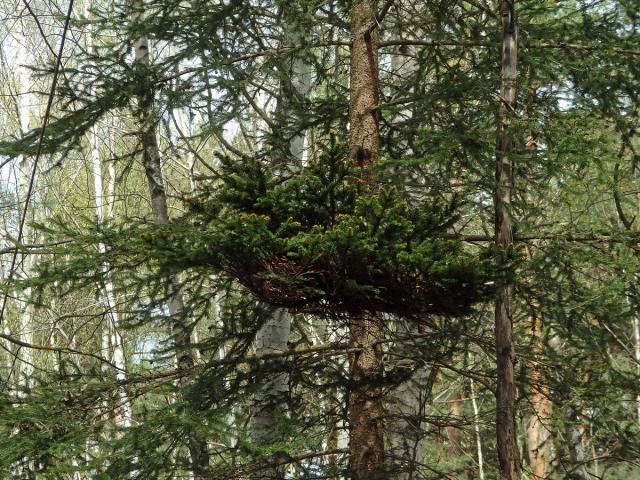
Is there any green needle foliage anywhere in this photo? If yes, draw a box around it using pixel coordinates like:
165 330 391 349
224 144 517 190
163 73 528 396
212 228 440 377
21 140 494 320
1 0 640 478
185 142 494 316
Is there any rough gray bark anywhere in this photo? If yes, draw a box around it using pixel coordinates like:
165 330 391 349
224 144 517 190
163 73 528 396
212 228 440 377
250 309 292 480
132 2 209 476
387 362 429 479
566 409 588 480
495 1 521 479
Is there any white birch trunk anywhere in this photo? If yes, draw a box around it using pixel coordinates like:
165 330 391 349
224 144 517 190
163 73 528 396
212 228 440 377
634 311 640 425
470 375 485 480
249 15 312 479
6 30 41 480
132 3 210 476
85 0 132 429
251 308 292 445
387 321 429 480
90 122 132 428
386 7 428 478
10 44 37 480
283 30 312 169
14 39 35 395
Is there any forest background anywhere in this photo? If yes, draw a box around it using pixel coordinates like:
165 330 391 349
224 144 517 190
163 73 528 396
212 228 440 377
0 0 639 479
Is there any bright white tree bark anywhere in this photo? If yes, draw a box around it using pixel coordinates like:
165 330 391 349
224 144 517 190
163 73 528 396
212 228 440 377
132 2 210 476
385 7 430 478
470 374 485 480
249 14 312 480
90 121 133 428
14 37 36 395
83 0 132 429
4 26 48 480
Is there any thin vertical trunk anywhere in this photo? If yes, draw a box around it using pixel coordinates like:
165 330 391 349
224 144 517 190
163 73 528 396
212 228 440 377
613 167 640 427
566 409 588 480
347 2 385 479
85 0 132 432
132 2 209 476
249 13 312 479
387 323 430 480
495 1 520 479
327 391 340 478
469 374 485 480
91 122 132 428
14 39 35 396
386 8 429 478
634 310 640 425
447 389 464 455
277 28 312 170
521 84 551 477
10 38 37 480
250 309 292 478
526 311 551 478
327 327 349 480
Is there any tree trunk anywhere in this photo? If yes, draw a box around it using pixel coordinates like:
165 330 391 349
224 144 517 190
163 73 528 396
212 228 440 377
248 13 312 480
86 3 133 428
348 313 384 480
9 35 37 480
347 3 385 479
495 1 520 479
566 408 588 480
447 389 464 456
276 28 312 171
14 39 35 397
91 121 133 428
250 309 292 480
387 323 430 480
386 8 429 477
469 372 485 480
526 312 552 478
132 2 209 476
349 0 380 176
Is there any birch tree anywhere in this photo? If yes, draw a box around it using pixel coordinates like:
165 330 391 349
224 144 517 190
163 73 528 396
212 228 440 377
385 5 431 477
131 1 209 476
85 0 133 431
250 8 312 478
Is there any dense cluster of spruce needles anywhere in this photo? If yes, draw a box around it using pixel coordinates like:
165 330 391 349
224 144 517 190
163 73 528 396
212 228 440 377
181 143 495 317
